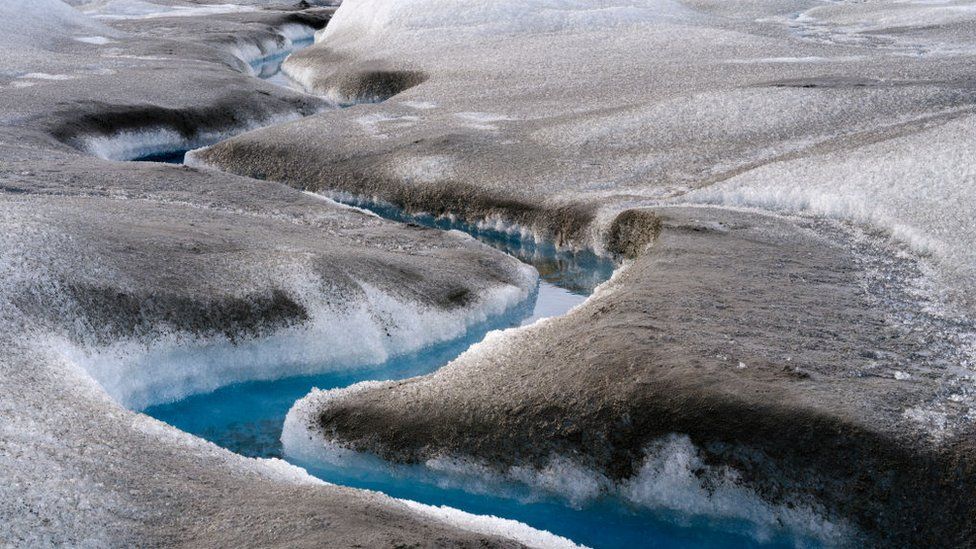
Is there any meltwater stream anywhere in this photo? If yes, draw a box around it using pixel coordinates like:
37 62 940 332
135 38 825 549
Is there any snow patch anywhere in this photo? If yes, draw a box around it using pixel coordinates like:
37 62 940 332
21 73 77 81
401 100 438 110
394 155 456 184
454 111 515 131
355 113 420 139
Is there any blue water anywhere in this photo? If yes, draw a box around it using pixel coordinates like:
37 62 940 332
295 455 817 549
330 197 617 294
133 149 186 163
146 287 538 459
249 36 313 89
137 34 826 549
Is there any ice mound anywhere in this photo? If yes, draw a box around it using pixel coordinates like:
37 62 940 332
283 384 846 544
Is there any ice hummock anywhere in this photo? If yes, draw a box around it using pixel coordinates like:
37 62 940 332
283 383 848 546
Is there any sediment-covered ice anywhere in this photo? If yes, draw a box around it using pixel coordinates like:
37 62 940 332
284 384 845 544
683 109 976 311
7 0 976 546
83 112 308 161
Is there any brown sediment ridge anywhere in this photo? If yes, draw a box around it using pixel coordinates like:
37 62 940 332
194 135 605 250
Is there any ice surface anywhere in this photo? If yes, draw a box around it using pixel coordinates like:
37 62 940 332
0 3 550 544
683 111 976 311
275 0 976 317
85 112 306 161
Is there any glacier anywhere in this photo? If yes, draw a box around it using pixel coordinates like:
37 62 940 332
4 0 976 547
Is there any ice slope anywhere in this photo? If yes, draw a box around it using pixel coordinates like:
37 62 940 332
79 0 259 20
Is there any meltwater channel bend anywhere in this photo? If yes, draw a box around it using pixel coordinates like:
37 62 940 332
133 38 825 549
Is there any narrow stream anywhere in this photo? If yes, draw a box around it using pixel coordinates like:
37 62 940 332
133 37 825 549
